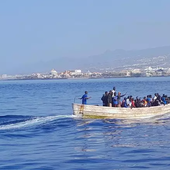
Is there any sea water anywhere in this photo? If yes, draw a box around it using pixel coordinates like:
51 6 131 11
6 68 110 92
0 77 170 170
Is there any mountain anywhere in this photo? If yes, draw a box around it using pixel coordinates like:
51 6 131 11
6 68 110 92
83 46 170 72
15 46 170 74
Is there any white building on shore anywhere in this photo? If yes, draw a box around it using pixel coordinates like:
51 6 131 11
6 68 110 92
50 69 58 76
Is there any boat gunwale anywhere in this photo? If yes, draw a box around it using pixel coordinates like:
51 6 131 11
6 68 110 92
72 103 170 110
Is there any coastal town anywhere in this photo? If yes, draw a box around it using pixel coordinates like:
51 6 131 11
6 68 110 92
1 66 170 80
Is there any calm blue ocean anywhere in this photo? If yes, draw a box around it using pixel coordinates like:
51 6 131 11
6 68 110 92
0 77 170 170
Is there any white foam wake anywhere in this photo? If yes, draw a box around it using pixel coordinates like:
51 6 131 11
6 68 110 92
0 115 76 130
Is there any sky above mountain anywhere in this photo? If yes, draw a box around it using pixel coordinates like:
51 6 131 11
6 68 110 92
0 0 170 74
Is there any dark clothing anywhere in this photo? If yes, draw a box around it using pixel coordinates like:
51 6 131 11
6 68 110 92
153 99 160 106
121 100 128 107
108 93 112 105
157 95 161 102
101 94 108 106
135 99 142 107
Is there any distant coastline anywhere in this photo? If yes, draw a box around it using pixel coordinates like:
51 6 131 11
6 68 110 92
1 75 170 81
0 66 170 81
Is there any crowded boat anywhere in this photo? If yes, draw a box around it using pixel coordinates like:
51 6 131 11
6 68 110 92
101 87 170 108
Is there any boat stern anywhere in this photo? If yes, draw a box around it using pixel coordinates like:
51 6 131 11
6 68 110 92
72 103 85 116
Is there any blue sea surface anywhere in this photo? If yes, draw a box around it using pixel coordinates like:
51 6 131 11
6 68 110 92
0 77 170 170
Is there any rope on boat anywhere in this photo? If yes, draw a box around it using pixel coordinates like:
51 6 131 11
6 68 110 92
74 96 80 103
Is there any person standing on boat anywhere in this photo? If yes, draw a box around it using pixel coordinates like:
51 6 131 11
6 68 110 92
80 91 91 105
113 93 118 107
108 90 113 107
112 87 116 97
101 91 108 106
117 92 126 107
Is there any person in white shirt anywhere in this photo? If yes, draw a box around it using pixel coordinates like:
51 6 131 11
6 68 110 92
154 93 157 100
112 87 116 97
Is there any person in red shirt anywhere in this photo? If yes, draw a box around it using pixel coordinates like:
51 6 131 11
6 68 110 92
131 98 136 108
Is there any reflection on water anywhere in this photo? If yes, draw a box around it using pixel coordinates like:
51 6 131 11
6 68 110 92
73 114 170 168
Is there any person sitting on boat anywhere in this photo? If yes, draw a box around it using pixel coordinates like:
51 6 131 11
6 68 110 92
134 97 139 107
156 94 162 105
161 94 167 105
79 91 91 105
121 97 128 107
138 97 144 107
130 97 136 108
101 91 108 106
153 98 159 106
126 96 131 107
154 93 158 100
134 96 141 107
146 95 152 107
142 97 147 107
165 95 170 104
108 90 113 107
151 96 155 106
152 94 158 106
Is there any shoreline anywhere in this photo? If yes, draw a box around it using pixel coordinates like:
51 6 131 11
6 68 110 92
0 75 170 81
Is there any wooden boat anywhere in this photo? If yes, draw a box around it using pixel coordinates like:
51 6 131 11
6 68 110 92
72 103 170 119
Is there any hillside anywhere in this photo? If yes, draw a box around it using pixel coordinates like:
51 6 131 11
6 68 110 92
83 46 170 72
18 46 170 74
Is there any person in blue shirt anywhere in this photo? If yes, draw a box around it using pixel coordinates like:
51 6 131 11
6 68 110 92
161 94 167 105
80 91 91 104
146 95 152 107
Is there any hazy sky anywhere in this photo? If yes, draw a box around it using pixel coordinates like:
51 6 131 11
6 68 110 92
0 0 170 74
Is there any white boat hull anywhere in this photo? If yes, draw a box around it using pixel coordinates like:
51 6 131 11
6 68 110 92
72 103 170 119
